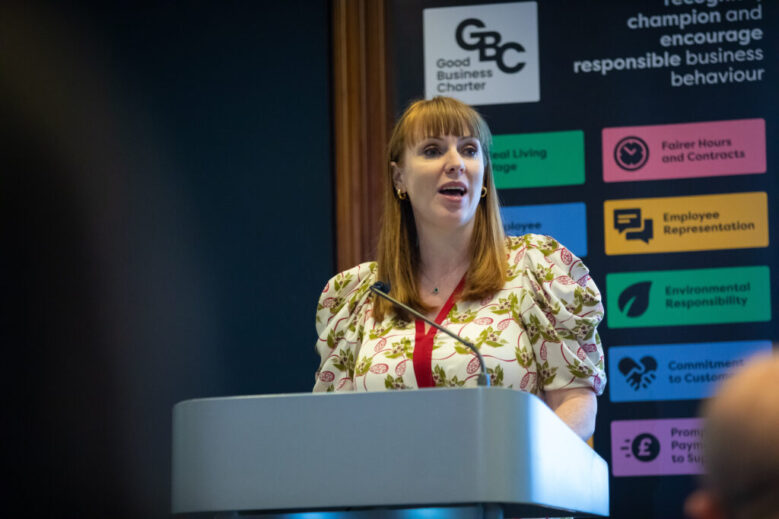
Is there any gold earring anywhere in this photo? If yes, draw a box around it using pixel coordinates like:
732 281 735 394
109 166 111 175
481 186 488 198
396 188 407 200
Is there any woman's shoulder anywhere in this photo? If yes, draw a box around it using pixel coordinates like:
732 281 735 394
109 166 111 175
321 261 378 297
505 233 563 254
504 234 591 282
316 261 377 330
505 233 572 262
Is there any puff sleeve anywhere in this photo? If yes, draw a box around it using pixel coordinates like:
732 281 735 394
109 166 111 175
313 262 377 392
509 234 606 395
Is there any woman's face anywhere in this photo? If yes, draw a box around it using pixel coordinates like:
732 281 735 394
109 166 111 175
392 134 485 233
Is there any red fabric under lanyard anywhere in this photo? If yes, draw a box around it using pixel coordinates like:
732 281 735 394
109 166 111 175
413 277 466 388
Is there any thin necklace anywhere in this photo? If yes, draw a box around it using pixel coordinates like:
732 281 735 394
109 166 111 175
420 263 466 296
423 271 440 295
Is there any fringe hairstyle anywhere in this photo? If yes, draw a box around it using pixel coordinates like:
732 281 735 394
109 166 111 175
374 96 507 322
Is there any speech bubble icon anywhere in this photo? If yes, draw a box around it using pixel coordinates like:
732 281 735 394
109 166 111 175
626 218 654 243
614 208 642 233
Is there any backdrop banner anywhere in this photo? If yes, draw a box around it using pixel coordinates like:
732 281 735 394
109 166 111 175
391 0 777 517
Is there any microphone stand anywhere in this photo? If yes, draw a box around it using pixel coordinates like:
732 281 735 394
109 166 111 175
370 282 490 387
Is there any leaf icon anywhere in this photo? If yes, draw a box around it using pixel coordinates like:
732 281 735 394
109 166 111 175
618 281 652 317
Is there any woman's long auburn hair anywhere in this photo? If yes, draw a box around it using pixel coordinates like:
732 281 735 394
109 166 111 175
373 96 507 322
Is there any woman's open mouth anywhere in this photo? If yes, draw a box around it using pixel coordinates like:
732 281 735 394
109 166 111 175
438 183 468 199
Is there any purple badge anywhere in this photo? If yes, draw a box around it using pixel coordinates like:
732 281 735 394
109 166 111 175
611 418 704 476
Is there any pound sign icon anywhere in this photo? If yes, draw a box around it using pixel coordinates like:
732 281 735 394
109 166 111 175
631 433 660 462
638 438 652 457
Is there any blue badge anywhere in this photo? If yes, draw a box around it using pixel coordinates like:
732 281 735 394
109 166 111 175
501 202 587 257
609 340 772 402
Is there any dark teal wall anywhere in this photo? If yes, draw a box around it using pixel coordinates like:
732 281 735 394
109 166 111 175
1 1 332 516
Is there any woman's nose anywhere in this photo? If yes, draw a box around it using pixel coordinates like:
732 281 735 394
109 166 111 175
444 148 465 174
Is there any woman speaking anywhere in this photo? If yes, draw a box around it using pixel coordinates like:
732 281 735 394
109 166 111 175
313 96 605 440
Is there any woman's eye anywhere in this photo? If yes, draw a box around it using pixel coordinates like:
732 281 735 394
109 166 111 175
423 146 441 157
462 146 478 157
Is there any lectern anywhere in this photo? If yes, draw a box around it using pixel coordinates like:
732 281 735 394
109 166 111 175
172 387 608 518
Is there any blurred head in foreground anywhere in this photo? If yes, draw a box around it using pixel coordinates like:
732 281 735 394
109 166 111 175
685 352 779 519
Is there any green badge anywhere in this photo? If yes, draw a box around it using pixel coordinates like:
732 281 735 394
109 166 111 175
607 266 771 329
491 130 584 189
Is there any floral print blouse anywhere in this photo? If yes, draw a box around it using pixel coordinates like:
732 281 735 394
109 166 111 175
313 234 606 396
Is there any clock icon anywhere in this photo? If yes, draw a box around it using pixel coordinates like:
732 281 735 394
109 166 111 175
614 136 649 171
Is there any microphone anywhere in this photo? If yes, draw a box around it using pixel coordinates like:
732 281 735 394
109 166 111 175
370 281 490 387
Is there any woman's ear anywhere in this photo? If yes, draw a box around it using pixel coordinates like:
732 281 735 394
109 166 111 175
391 161 404 191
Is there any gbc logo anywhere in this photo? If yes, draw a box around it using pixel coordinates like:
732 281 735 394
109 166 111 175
455 18 525 74
424 2 539 104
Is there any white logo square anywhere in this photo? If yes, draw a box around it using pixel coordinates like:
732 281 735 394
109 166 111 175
424 1 540 105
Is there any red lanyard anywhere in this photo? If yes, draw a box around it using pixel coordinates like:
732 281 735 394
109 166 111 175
412 277 466 388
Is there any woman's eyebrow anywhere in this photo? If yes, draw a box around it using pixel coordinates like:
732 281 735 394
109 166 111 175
413 139 442 148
